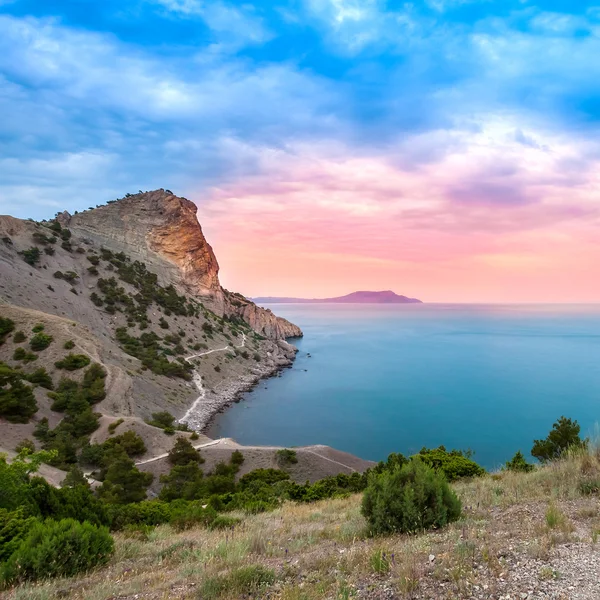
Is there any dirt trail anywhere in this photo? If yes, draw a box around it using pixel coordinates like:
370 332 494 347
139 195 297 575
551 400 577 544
179 334 246 425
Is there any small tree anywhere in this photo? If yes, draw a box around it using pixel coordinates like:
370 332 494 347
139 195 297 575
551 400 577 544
361 458 461 535
168 437 204 466
531 416 586 463
97 449 153 504
0 367 38 423
504 450 534 473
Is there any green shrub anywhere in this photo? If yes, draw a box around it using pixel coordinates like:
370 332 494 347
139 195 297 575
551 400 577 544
55 353 91 370
0 366 38 423
209 515 242 530
361 458 461 535
504 450 535 473
200 564 275 600
108 418 124 434
14 439 35 454
147 411 175 429
532 416 586 463
230 450 244 466
0 518 114 586
25 367 53 390
168 437 204 466
13 347 38 363
97 449 153 504
19 247 41 266
276 448 298 466
0 318 15 345
31 324 44 333
64 340 75 349
30 332 53 351
103 430 147 457
0 508 39 562
12 331 26 344
416 447 485 481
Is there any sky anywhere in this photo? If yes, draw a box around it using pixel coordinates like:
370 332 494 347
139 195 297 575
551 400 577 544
1 1 600 302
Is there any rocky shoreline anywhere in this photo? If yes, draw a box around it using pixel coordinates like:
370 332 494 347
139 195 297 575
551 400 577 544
180 339 299 433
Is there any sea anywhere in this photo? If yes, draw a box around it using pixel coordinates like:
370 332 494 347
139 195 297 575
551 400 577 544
206 304 600 469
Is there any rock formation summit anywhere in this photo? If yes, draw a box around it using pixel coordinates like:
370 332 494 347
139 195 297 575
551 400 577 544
64 189 302 340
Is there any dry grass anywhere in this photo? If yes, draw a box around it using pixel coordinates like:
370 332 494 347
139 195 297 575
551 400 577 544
4 449 600 600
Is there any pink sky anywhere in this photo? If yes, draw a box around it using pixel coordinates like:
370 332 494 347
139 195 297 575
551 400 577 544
195 120 600 303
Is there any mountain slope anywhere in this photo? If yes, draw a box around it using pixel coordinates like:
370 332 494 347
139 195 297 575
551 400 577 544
0 191 347 485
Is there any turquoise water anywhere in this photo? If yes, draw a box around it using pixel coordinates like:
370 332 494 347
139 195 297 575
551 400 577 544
207 304 600 469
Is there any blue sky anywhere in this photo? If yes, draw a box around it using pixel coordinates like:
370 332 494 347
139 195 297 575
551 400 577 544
1 1 600 300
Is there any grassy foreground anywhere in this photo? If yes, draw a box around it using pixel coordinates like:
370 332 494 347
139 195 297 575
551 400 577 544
4 449 600 600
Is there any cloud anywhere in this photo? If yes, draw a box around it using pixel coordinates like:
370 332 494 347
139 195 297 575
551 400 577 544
150 0 273 50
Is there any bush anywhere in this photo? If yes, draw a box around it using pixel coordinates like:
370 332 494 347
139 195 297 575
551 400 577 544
200 565 275 600
108 418 124 434
25 367 53 390
64 339 75 349
168 437 204 466
361 458 461 535
14 439 35 454
19 247 41 266
0 518 114 586
532 416 586 463
416 447 485 481
30 332 53 351
0 366 38 423
103 431 147 457
230 450 244 466
0 318 15 345
276 448 298 466
31 324 44 333
504 450 535 473
13 347 38 363
12 331 26 343
147 411 175 430
55 353 91 370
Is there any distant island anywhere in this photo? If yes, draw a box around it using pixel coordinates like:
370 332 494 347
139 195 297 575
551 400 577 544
253 290 423 304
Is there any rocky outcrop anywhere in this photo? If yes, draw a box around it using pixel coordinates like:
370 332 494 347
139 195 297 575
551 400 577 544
65 190 302 340
235 300 302 339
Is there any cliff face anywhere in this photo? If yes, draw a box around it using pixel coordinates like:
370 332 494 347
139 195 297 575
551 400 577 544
66 190 302 340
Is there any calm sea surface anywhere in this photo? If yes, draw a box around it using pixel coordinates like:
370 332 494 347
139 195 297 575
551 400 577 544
207 304 600 469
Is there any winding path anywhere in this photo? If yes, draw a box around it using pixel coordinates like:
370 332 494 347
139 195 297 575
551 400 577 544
179 333 247 426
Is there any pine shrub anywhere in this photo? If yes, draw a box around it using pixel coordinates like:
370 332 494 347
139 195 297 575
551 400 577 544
0 518 113 586
361 458 461 535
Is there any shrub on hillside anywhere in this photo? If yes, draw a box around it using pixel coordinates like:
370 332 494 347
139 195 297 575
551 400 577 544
361 458 461 535
0 318 15 345
29 332 53 351
12 331 26 343
276 448 298 466
532 416 587 463
25 367 53 389
0 366 38 423
168 437 204 466
0 518 113 587
416 446 485 481
55 353 91 370
103 430 147 457
504 450 535 473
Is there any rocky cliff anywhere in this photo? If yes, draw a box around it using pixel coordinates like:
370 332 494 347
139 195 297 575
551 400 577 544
65 190 302 340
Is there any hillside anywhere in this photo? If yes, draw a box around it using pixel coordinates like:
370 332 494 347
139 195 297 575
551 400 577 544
3 450 600 599
254 290 423 304
0 190 370 488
